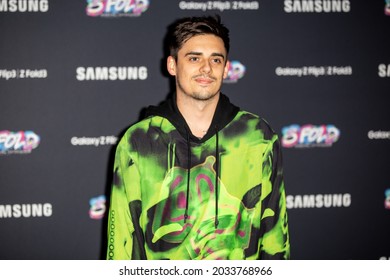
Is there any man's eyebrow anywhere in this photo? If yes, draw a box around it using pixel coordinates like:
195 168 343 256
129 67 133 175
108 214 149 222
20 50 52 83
184 51 226 60
184 51 202 57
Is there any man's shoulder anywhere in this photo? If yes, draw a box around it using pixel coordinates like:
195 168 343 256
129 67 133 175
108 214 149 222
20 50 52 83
237 110 260 119
121 115 173 138
236 110 270 127
235 110 278 139
115 116 165 149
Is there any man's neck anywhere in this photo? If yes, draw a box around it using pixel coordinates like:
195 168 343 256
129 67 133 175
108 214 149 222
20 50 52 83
176 93 219 139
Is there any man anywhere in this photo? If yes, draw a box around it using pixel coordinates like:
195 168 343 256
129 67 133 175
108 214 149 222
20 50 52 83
107 15 290 260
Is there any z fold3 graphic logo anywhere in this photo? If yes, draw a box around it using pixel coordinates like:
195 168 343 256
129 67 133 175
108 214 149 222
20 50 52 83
0 130 40 155
89 195 106 219
282 124 340 148
86 0 149 17
224 60 246 83
385 189 390 210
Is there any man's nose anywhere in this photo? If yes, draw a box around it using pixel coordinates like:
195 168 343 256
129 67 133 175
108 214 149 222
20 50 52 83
200 60 211 74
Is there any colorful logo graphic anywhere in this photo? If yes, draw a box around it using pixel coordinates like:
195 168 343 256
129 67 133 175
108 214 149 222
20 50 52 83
386 0 390 15
0 130 40 155
146 156 253 259
281 124 340 148
385 189 390 209
86 0 149 17
89 195 106 219
224 60 246 83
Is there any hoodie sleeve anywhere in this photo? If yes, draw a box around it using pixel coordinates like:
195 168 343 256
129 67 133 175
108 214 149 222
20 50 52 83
259 134 290 260
106 134 145 260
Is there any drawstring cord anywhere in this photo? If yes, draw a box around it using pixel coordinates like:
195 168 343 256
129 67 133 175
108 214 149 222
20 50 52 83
214 126 219 229
184 132 191 223
183 127 220 229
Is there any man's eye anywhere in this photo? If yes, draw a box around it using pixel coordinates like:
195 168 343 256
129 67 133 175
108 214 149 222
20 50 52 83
212 57 223 64
189 57 199 62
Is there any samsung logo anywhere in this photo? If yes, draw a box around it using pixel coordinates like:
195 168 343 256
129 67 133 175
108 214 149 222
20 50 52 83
0 0 49 12
286 193 351 209
76 66 148 81
0 203 53 218
378 64 390 77
284 0 350 13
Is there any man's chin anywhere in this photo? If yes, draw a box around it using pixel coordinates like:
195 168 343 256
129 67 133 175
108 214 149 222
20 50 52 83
192 92 219 101
193 96 213 101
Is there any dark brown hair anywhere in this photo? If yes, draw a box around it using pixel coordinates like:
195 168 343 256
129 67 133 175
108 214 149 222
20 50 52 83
167 15 230 60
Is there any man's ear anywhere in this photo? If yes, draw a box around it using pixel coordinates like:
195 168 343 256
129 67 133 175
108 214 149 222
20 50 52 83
223 60 230 79
167 56 177 76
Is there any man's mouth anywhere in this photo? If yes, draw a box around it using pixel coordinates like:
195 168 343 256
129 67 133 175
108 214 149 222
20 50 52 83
194 76 215 85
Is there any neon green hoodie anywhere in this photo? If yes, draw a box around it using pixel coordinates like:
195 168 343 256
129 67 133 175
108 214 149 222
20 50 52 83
107 94 290 260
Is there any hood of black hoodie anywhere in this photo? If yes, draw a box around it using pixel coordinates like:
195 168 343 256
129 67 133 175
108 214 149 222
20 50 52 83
144 93 240 143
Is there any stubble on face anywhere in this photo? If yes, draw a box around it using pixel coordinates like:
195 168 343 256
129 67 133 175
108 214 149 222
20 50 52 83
176 72 218 101
171 34 229 103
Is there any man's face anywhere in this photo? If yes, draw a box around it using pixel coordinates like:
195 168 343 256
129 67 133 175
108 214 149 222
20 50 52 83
167 34 229 101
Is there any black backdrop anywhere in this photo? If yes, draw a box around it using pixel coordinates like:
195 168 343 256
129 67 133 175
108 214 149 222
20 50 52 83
1 0 389 260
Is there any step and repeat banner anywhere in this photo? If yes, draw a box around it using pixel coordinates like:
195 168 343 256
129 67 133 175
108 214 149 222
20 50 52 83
0 0 389 260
